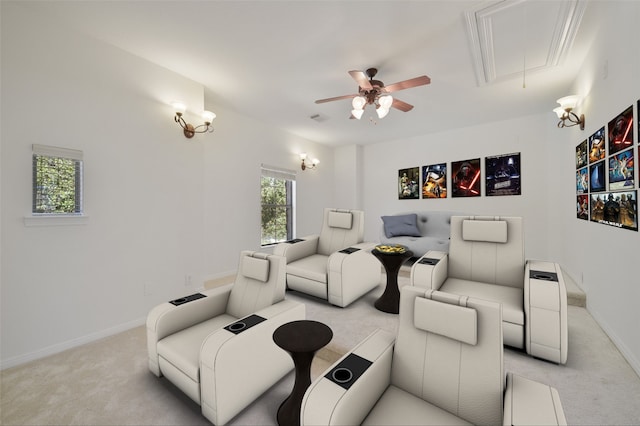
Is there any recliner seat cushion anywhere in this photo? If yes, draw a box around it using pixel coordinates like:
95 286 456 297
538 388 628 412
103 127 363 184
157 314 237 381
287 254 328 283
363 385 472 425
441 278 524 325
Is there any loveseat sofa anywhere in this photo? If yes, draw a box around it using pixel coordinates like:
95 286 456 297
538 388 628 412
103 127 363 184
379 211 460 258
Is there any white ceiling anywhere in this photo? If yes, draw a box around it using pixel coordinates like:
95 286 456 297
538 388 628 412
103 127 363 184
30 0 595 146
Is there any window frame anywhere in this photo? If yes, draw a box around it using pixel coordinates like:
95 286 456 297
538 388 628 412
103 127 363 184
260 164 296 247
25 144 87 226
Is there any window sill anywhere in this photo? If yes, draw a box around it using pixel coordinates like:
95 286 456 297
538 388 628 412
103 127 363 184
24 214 89 227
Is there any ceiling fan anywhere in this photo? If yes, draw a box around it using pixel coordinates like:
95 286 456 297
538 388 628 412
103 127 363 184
315 68 431 120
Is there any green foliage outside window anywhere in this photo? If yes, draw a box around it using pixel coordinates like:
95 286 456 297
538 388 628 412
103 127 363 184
261 176 292 245
33 155 82 214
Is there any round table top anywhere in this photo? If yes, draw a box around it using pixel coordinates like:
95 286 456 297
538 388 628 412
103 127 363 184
273 320 333 353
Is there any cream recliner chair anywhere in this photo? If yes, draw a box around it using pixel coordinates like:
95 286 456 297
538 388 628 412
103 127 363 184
410 216 568 364
273 208 381 307
146 251 305 425
301 286 567 425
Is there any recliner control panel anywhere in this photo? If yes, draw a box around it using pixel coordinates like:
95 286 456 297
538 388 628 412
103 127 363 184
169 293 207 306
325 353 372 390
224 314 267 334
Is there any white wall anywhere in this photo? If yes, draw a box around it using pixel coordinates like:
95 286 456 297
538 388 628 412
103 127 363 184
546 0 640 375
362 113 554 260
0 3 332 368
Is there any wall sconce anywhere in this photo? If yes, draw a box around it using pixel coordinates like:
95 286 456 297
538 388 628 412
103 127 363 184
172 101 216 138
300 153 319 170
553 95 585 130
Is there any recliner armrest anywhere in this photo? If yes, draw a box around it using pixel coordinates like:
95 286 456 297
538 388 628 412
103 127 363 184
200 299 306 425
146 285 233 376
524 260 568 364
273 235 320 263
410 250 448 290
503 372 567 425
301 329 395 426
326 241 382 307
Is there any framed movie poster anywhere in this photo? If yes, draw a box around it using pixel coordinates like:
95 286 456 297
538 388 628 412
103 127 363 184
422 163 447 198
590 190 638 231
577 194 589 221
451 158 481 197
576 167 589 194
589 161 606 193
608 105 634 156
576 139 587 169
485 152 521 196
398 167 420 199
609 148 634 191
588 127 606 163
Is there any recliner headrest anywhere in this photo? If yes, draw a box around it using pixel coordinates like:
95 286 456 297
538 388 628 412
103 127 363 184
240 252 270 282
328 210 353 229
414 292 478 345
462 219 507 243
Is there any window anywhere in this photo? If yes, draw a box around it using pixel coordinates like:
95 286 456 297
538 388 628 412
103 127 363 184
260 164 296 246
32 144 83 215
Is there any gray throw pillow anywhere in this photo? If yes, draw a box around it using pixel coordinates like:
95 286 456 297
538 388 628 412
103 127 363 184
382 214 422 238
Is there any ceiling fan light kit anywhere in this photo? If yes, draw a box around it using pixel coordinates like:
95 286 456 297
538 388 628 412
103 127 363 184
315 67 431 121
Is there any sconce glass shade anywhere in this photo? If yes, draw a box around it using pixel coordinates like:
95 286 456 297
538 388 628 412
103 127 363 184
172 101 187 115
202 110 216 124
351 109 364 120
312 158 320 166
352 96 366 110
300 153 307 160
553 107 566 118
378 95 393 109
556 95 578 111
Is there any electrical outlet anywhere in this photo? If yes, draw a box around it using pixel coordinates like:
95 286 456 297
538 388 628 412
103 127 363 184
144 283 153 296
185 275 192 287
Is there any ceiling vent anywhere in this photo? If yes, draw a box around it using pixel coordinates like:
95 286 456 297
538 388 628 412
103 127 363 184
465 0 586 86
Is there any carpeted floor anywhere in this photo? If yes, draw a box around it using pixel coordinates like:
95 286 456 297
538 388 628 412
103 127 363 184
2 272 640 425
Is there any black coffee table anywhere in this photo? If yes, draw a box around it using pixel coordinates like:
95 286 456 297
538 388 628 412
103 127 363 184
372 245 413 314
273 320 333 426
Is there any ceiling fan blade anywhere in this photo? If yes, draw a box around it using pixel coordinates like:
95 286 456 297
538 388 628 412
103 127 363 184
383 75 431 93
315 94 358 104
391 98 414 112
348 70 373 91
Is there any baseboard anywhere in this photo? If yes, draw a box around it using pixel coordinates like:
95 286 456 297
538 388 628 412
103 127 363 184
0 317 146 371
588 307 640 378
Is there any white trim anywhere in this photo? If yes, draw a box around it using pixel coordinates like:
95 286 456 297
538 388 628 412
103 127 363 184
32 144 83 160
0 317 145 370
588 306 640 378
24 214 89 227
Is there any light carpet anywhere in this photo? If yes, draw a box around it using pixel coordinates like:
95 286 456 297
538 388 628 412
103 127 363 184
2 273 639 425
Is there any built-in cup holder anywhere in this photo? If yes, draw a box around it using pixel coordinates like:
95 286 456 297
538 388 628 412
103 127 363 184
331 367 353 384
529 270 558 282
228 322 247 332
533 273 553 280
224 314 266 334
169 293 206 306
419 257 440 266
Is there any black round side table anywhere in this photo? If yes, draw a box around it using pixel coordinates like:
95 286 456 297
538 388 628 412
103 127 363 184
372 245 413 314
273 320 333 426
